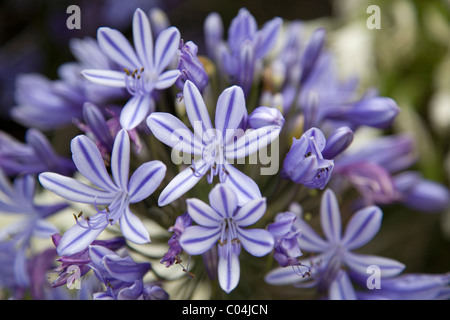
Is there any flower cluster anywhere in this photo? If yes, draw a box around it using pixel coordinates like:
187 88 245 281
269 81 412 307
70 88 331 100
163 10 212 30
0 5 449 300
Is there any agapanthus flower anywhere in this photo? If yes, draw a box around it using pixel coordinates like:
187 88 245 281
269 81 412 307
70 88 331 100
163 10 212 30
265 189 405 300
38 129 166 256
282 127 334 189
180 184 274 293
160 212 192 267
0 170 65 243
147 80 282 206
267 211 303 267
88 245 167 300
82 8 181 130
205 8 282 96
0 129 75 177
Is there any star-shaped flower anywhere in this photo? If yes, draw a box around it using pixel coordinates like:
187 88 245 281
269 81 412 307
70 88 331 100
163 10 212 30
82 8 181 130
39 129 166 256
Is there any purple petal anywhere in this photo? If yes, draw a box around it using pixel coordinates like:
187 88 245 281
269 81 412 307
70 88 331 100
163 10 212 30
342 206 382 250
146 112 203 154
215 86 246 144
296 219 330 252
33 220 59 238
71 135 117 192
119 207 150 244
254 17 282 59
111 129 130 190
208 184 239 219
128 160 166 203
186 198 223 227
132 8 154 69
38 172 115 204
344 251 405 278
225 125 281 159
183 80 214 141
233 198 266 227
228 8 257 52
14 174 35 201
155 69 181 89
154 26 180 74
97 27 140 69
158 160 207 206
329 270 357 300
320 189 342 243
57 217 107 256
236 227 274 257
180 225 221 255
82 102 114 148
81 69 126 87
218 250 240 293
120 94 155 130
222 162 261 206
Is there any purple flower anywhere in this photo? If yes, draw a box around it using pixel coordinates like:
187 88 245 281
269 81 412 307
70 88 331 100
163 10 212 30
38 129 166 256
88 245 165 300
51 233 126 288
265 189 405 300
393 171 450 213
0 129 75 177
176 40 209 94
248 106 285 129
282 127 334 189
0 171 65 243
147 80 282 206
267 212 303 267
180 184 274 293
82 8 181 130
160 212 192 267
206 8 282 96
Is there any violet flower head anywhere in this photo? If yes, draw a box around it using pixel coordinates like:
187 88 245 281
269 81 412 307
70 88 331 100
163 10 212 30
147 80 282 206
176 40 209 94
207 8 282 96
180 184 274 293
265 189 405 300
267 211 303 268
38 129 166 256
0 129 75 177
160 212 192 267
88 245 166 300
82 8 181 130
282 127 334 189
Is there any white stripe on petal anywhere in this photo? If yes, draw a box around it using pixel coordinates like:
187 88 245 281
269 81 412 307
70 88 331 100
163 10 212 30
132 8 153 70
81 69 126 87
215 86 246 144
233 198 266 227
111 129 130 191
128 160 166 203
187 198 223 227
222 162 261 206
218 251 240 293
236 227 274 257
342 206 382 250
97 27 140 69
208 184 239 219
154 27 180 74
329 270 357 300
119 207 150 244
155 69 180 90
344 251 405 278
120 94 154 130
320 189 342 243
180 225 221 255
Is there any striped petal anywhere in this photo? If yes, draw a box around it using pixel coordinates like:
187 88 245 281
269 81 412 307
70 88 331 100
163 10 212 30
81 69 126 88
132 8 153 70
71 135 117 192
218 251 240 294
111 129 130 190
222 162 261 206
208 183 239 219
119 207 150 244
236 227 274 257
146 112 203 154
342 206 382 250
215 86 246 144
128 160 166 203
157 160 207 206
180 225 221 255
97 27 140 69
38 172 115 204
183 80 214 141
120 94 154 130
154 69 181 89
154 26 180 74
233 197 266 227
186 198 222 227
57 215 108 256
329 270 357 300
225 125 281 159
320 189 342 243
296 219 329 253
344 251 405 278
